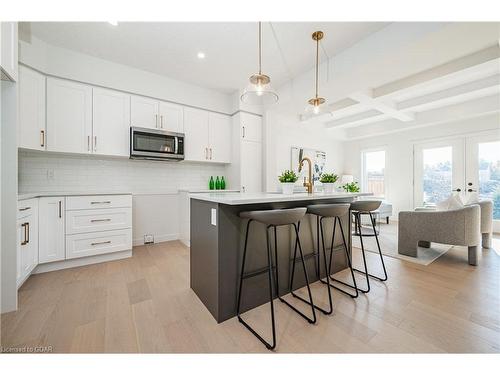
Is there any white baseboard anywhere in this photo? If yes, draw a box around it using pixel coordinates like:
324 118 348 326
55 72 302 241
33 250 132 274
132 233 179 246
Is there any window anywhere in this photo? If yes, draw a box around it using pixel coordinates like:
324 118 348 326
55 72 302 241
362 150 386 197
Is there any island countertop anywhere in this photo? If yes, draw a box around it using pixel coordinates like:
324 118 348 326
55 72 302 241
189 191 372 205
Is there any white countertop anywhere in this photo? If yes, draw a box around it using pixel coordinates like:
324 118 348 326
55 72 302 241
189 191 372 205
179 189 240 193
18 192 132 201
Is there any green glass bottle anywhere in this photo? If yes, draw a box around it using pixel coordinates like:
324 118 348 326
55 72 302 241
209 176 214 190
215 176 221 190
221 176 226 190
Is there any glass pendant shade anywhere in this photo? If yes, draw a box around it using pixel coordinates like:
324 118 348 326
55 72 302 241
241 73 279 105
240 22 279 105
305 96 326 115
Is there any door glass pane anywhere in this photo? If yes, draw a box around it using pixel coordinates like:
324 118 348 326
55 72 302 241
478 141 500 220
422 146 452 204
363 150 385 197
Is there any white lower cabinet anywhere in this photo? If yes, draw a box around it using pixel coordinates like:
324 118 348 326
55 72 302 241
66 229 132 259
17 199 38 288
39 197 65 264
66 207 132 235
17 194 132 284
65 194 132 260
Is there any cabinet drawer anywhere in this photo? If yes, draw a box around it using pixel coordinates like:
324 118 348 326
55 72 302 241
17 199 38 220
66 208 132 234
66 229 132 259
66 195 132 210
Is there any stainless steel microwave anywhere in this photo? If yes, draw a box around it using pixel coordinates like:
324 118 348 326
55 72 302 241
130 127 184 161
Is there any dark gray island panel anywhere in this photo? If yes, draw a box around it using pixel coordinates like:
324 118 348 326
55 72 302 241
189 193 367 323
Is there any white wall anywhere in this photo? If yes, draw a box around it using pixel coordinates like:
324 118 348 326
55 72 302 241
18 151 227 245
264 110 344 192
342 113 500 218
1 79 19 313
19 36 234 114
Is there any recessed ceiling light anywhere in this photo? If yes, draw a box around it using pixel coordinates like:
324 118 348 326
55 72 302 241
197 52 206 59
108 21 118 26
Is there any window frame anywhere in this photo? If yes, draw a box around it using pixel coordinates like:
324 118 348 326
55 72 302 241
361 147 387 199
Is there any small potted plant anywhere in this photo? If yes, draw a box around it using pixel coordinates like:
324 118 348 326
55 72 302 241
342 181 360 193
320 173 338 194
278 170 298 194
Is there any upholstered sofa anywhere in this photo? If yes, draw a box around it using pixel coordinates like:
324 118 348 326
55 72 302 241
398 205 481 265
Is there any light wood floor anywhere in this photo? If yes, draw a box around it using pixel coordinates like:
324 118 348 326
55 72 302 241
2 236 500 353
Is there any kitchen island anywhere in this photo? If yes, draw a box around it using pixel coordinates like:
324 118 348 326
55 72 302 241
189 191 371 323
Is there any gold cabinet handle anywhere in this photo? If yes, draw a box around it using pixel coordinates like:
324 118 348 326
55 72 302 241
91 240 111 246
90 218 111 222
26 222 30 244
40 130 45 148
21 223 28 245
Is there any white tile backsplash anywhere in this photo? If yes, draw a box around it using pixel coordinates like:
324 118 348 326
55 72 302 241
19 151 228 194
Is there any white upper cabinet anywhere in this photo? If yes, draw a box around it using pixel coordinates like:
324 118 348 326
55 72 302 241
240 112 262 142
47 77 92 153
184 107 209 162
38 197 65 264
93 88 131 157
159 101 184 133
240 140 262 193
130 95 159 129
18 66 46 150
208 113 231 163
1 22 18 82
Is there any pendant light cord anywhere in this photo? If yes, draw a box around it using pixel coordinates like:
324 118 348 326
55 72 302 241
258 21 262 75
315 35 319 99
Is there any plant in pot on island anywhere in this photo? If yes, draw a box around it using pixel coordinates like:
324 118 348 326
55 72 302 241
278 170 298 195
320 172 338 194
342 181 360 193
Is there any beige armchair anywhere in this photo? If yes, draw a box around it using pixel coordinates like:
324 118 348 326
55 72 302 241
398 205 481 265
476 200 493 249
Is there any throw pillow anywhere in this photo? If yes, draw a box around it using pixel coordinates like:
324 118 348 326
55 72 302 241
435 194 463 211
463 192 479 206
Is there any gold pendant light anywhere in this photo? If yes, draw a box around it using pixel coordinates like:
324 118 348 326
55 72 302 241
307 31 326 115
240 22 279 105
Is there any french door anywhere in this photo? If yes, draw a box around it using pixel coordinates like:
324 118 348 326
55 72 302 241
414 130 500 232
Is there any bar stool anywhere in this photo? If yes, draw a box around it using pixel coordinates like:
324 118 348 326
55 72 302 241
292 204 358 315
236 207 316 350
350 200 388 294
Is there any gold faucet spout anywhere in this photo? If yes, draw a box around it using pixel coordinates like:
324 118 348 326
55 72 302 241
298 157 314 194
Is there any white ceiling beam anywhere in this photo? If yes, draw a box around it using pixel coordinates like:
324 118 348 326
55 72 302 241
396 74 500 112
325 110 388 128
344 94 500 140
349 91 415 122
373 45 500 99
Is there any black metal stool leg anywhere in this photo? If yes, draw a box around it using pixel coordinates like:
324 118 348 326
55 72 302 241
280 223 317 323
295 216 333 314
352 212 388 283
328 217 359 298
368 212 388 281
237 220 276 350
352 213 371 293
